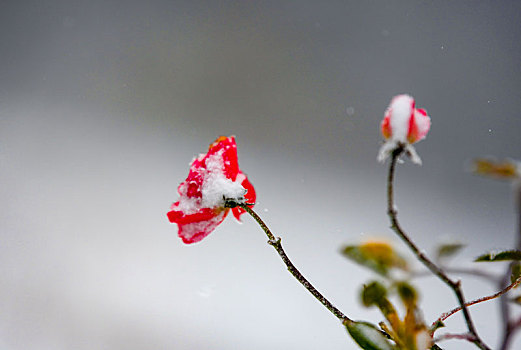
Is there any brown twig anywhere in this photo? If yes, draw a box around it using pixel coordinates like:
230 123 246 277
433 276 521 327
434 332 479 344
238 203 351 324
411 267 499 284
499 181 521 350
386 147 490 350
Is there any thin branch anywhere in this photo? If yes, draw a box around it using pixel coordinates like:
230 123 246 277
510 316 521 333
386 147 490 350
237 203 351 324
434 332 478 343
411 267 499 284
499 181 521 350
433 276 521 326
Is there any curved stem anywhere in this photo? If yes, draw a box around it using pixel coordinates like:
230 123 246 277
433 276 521 327
499 181 521 350
411 267 499 284
386 148 490 350
239 203 351 324
434 332 480 344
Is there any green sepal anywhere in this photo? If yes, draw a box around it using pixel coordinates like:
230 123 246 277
429 319 445 333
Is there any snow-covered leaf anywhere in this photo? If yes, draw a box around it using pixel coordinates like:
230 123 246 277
345 320 396 350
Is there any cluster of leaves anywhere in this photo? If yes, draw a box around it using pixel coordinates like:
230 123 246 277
340 158 521 349
341 239 521 349
341 242 432 350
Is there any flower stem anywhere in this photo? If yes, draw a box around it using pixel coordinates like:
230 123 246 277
499 181 521 350
433 276 521 327
386 148 490 350
434 332 480 344
239 203 351 324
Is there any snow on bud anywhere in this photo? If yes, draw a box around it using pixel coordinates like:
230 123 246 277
378 94 431 165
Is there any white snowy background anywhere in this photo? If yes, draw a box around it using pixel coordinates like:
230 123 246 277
1 1 521 349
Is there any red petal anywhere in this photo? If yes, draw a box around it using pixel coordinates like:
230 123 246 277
407 107 430 143
177 210 229 244
167 206 222 224
381 112 392 139
206 136 239 180
407 111 419 143
416 108 427 116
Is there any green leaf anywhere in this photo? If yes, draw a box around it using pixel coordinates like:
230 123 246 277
361 282 398 321
431 344 444 350
436 243 465 261
475 250 521 262
511 262 521 284
361 281 388 307
342 246 389 276
429 320 445 333
394 281 418 306
345 320 396 350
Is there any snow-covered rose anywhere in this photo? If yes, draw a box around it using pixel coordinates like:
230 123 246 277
167 136 256 244
378 94 431 164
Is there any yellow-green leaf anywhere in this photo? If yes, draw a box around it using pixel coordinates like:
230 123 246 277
473 158 520 180
341 241 408 277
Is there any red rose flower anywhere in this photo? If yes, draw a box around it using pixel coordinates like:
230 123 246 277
167 136 256 244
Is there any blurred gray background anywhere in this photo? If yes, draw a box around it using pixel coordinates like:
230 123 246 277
1 1 521 349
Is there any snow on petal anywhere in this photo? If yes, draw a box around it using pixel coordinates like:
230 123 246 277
177 210 228 244
167 136 255 244
414 108 430 141
201 151 246 209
